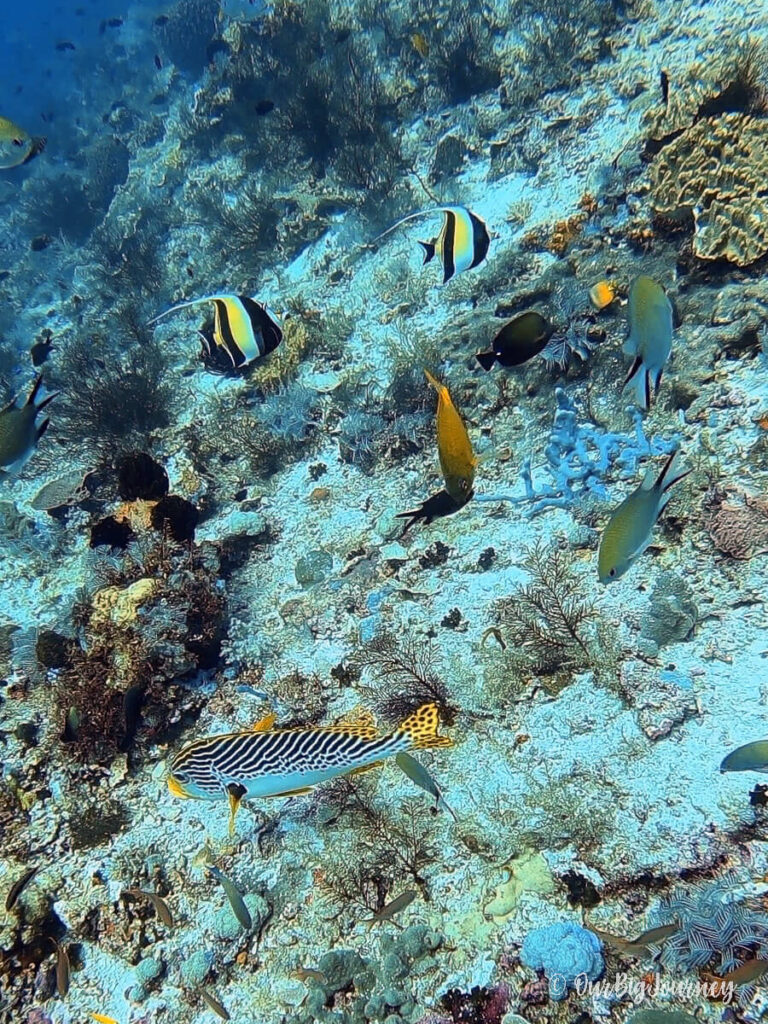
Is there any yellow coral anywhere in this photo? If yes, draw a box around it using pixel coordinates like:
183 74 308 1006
91 578 157 628
650 113 768 266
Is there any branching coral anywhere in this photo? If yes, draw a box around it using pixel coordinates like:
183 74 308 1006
355 631 456 725
494 542 594 677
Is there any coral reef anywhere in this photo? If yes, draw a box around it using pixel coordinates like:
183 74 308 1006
704 487 768 558
520 921 604 1000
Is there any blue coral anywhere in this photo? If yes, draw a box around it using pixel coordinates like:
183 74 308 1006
476 387 678 516
521 921 604 1000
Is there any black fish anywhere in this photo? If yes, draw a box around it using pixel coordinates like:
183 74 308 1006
120 684 144 751
660 69 670 106
154 15 169 26
30 332 54 367
396 489 471 536
55 41 76 51
108 17 123 26
254 100 274 115
6 866 39 911
476 311 553 371
154 54 162 69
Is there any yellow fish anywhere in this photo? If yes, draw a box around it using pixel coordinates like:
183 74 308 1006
0 116 46 169
410 32 429 58
91 1015 119 1024
425 370 476 503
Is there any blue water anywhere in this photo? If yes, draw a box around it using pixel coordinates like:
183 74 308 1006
0 1 767 1023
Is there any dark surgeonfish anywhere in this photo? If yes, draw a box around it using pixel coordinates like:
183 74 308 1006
372 206 490 284
476 311 553 371
147 294 283 370
0 375 58 477
395 488 470 536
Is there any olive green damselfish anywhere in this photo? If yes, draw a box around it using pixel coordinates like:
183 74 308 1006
0 376 58 477
0 116 46 169
720 740 768 773
598 450 689 583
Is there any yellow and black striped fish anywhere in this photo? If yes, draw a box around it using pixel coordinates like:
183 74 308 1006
372 206 490 284
167 703 453 831
147 294 282 370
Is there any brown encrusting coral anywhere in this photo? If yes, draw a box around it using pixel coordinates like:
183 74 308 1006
703 487 768 559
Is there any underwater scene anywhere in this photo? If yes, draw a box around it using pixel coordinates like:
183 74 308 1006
3 0 768 1022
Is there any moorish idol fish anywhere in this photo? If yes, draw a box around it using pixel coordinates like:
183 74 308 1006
0 375 58 476
167 703 453 833
372 206 490 284
147 294 283 370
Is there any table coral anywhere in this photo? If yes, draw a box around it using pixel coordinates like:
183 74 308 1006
650 113 768 266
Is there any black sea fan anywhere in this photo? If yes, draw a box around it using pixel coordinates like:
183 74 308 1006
355 632 456 725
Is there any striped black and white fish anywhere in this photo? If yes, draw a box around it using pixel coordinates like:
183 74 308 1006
167 703 453 831
147 294 283 370
372 206 490 284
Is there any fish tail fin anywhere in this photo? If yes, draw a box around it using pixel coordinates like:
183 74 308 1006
34 390 59 414
655 449 690 510
475 350 496 372
623 356 650 411
25 375 44 407
35 418 51 443
395 702 453 750
418 240 436 265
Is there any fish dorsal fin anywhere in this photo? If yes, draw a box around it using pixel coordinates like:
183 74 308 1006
369 207 458 247
146 294 236 328
251 712 277 732
395 702 453 750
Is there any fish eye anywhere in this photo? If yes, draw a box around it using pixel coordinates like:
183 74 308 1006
609 568 616 578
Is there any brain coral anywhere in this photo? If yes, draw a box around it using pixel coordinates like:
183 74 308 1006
649 113 768 265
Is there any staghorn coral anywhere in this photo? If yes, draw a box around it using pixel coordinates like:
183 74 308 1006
649 113 768 266
703 487 768 559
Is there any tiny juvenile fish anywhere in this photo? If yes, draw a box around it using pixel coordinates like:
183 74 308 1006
411 32 429 57
0 115 46 169
720 740 768 774
371 206 490 284
147 294 283 370
167 702 453 833
591 921 678 955
364 890 417 928
5 865 39 911
425 370 476 504
208 866 251 930
598 449 689 583
589 280 616 311
0 375 58 476
623 275 673 410
199 987 231 1021
292 967 326 984
395 488 468 535
395 752 458 821
476 311 552 371
125 888 173 928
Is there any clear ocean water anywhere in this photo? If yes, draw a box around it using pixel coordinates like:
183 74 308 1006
1 2 768 1023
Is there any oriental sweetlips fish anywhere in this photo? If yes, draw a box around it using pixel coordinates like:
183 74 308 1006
0 375 58 477
372 206 490 284
0 115 46 169
147 294 283 370
623 275 673 410
598 449 689 583
167 703 453 832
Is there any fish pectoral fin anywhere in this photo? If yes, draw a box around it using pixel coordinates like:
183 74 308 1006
348 760 385 777
251 712 277 732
